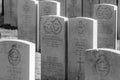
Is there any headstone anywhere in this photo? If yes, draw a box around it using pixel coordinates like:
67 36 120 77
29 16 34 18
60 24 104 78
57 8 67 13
66 0 82 18
100 0 117 5
0 28 17 39
4 0 18 27
117 40 120 50
117 1 120 40
39 0 60 51
85 48 120 80
56 0 65 16
82 0 99 17
0 0 3 26
68 17 97 80
93 4 117 49
18 0 37 43
37 0 65 16
0 39 35 80
41 15 68 80
35 52 41 80
39 0 60 16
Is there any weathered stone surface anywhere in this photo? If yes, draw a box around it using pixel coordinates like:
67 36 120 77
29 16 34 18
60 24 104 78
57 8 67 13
83 0 99 17
0 39 35 80
39 0 60 51
85 48 120 80
18 0 37 43
93 4 117 49
66 0 82 18
4 0 18 26
68 17 97 80
100 0 117 5
41 15 68 80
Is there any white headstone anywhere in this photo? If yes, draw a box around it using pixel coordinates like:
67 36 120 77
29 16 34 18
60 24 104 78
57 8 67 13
0 0 3 26
38 0 61 51
41 15 68 80
83 0 99 17
56 0 65 16
18 0 37 43
4 0 18 26
0 39 35 80
68 17 97 80
39 0 65 16
39 0 60 16
35 52 41 80
93 4 117 49
85 48 120 80
66 0 82 18
117 1 120 40
0 29 17 38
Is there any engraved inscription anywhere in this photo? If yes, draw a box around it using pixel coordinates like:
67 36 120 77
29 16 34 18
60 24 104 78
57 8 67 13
42 35 63 47
96 5 112 19
43 18 62 35
98 38 115 48
7 66 22 80
72 39 88 55
42 56 64 80
99 21 113 34
23 1 30 14
8 44 21 66
76 53 85 80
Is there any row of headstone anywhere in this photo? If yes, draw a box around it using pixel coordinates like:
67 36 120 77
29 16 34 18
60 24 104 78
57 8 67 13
2 0 119 80
40 3 118 80
3 0 119 49
68 48 120 80
16 0 118 50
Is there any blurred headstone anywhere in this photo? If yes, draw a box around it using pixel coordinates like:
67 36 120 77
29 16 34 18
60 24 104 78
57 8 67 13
93 4 117 49
68 17 97 80
41 15 68 80
0 39 35 80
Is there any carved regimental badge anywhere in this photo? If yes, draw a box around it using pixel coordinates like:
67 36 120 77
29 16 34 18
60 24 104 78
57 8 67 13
43 18 62 35
95 54 110 77
43 5 52 15
96 5 112 19
8 44 21 66
76 21 86 35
